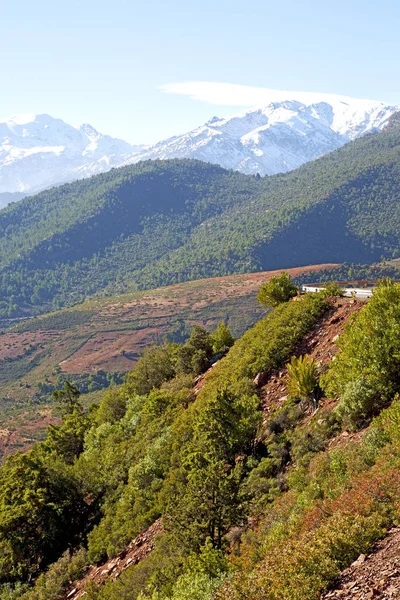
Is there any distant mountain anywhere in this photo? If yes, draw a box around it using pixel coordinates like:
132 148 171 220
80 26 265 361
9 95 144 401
0 93 398 199
1 121 400 320
0 114 144 194
128 93 399 175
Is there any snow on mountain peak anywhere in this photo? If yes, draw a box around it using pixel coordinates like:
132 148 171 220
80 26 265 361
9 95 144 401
124 94 399 176
0 114 140 195
79 123 100 137
0 113 39 125
0 92 398 201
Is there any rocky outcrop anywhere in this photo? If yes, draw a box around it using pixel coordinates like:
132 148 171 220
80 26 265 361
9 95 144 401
65 519 163 599
321 527 400 599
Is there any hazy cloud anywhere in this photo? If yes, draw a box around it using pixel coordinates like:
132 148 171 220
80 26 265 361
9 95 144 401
161 81 369 107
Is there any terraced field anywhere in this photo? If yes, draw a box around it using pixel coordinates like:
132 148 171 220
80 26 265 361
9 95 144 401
0 264 338 457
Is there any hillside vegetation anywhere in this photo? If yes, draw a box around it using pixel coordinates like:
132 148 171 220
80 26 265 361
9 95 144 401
2 278 400 599
0 266 338 458
1 121 400 318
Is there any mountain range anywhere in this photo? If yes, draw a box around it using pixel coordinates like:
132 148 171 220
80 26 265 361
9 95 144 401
1 116 400 321
0 92 398 204
0 113 143 200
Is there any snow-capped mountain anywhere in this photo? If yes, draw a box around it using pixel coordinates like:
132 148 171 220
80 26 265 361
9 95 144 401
0 114 143 195
127 93 399 175
0 93 398 204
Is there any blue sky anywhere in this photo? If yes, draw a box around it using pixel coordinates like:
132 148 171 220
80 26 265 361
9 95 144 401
2 0 400 144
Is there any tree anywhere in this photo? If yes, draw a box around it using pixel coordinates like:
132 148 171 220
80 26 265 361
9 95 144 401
174 327 214 376
48 382 88 463
257 273 298 308
211 323 235 354
322 279 400 427
45 412 89 464
0 451 88 582
52 382 82 416
186 326 213 356
163 388 260 551
95 388 127 425
126 344 177 396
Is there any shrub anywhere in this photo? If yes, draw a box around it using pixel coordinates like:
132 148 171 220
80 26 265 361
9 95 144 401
286 354 319 410
322 279 400 426
211 323 235 354
320 282 344 297
257 272 298 308
126 344 177 396
18 548 88 600
336 378 379 429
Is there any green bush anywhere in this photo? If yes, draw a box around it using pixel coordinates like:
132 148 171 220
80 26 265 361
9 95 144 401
210 323 235 354
18 549 88 600
286 354 319 409
257 273 299 308
323 279 400 426
336 378 378 429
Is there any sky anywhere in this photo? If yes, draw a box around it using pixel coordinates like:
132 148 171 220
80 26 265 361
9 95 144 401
2 0 400 144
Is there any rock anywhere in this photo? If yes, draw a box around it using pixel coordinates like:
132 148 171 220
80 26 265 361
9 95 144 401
67 589 77 598
253 372 269 387
351 553 366 567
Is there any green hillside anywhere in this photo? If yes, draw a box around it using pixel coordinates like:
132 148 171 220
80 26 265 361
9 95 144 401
2 280 400 599
1 122 400 319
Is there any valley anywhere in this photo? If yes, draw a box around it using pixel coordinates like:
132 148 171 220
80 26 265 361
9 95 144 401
0 264 336 457
1 117 400 323
3 3 400 599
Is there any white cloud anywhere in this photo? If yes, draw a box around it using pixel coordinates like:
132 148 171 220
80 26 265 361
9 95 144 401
160 81 376 107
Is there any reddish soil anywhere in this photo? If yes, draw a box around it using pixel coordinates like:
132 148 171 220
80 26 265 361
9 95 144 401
60 328 164 374
0 408 56 457
321 527 400 599
259 297 364 421
0 331 57 360
65 519 163 599
0 263 339 386
0 263 339 457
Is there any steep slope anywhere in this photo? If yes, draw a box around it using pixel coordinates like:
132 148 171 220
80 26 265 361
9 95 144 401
4 283 400 600
66 520 164 600
0 264 334 458
321 527 400 599
128 94 398 175
1 123 400 319
61 296 363 600
259 297 363 418
0 114 142 194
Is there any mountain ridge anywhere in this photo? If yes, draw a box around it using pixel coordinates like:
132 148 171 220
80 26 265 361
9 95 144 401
0 113 144 196
0 92 398 199
1 122 400 319
126 96 398 175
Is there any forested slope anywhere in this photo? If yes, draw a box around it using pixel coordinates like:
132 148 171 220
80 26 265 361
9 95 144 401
3 280 400 599
1 120 400 318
